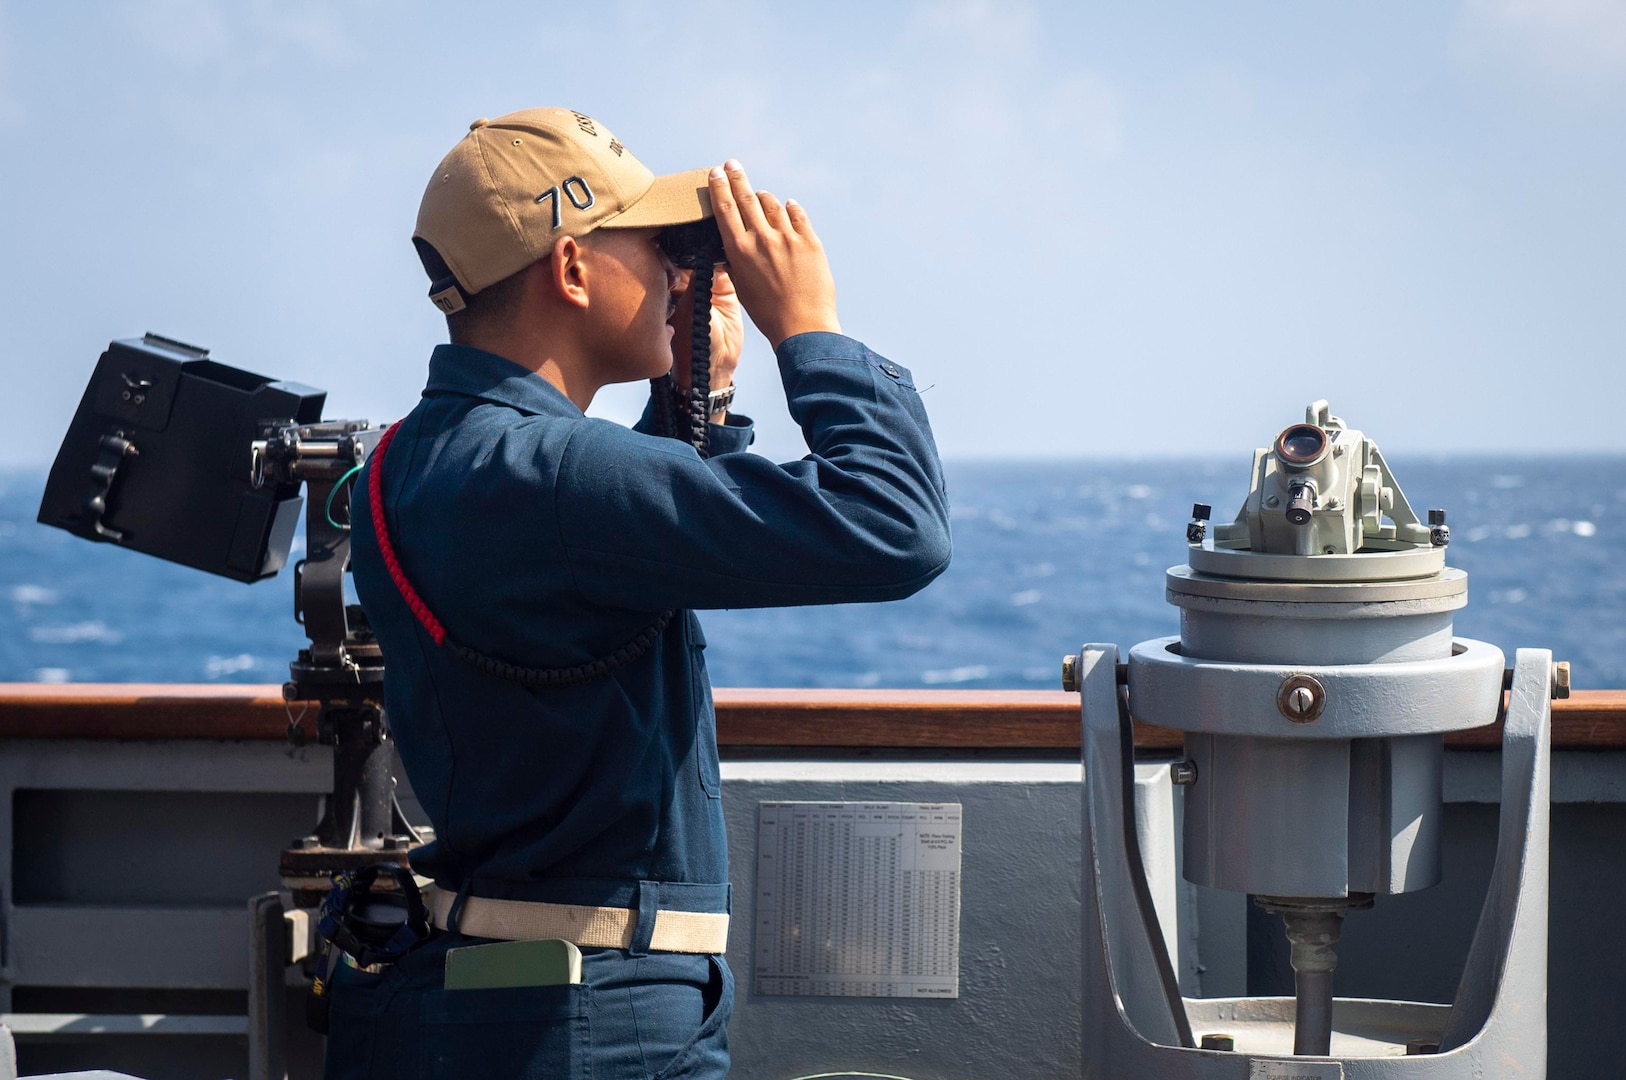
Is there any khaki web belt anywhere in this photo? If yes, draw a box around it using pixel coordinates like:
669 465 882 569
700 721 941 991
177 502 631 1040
430 889 729 955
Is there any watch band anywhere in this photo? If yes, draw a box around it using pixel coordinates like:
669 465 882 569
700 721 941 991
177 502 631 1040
706 385 736 417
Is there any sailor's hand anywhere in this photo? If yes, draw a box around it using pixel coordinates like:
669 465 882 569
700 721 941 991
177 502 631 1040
669 264 743 395
709 160 840 349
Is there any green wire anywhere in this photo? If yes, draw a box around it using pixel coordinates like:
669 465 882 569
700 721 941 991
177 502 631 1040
324 463 366 530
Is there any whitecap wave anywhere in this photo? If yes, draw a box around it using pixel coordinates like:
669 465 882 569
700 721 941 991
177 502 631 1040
9 584 58 605
922 664 989 684
28 621 123 645
204 653 259 678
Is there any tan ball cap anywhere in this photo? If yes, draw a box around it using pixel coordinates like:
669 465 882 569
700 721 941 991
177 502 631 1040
414 107 712 312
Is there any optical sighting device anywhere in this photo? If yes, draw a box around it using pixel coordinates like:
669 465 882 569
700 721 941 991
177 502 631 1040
1071 400 1556 1077
39 334 428 906
39 333 324 581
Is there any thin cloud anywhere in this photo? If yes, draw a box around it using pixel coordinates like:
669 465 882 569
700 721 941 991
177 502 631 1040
119 0 232 66
118 0 353 70
855 2 1122 188
1044 71 1121 161
910 0 1041 62
1455 0 1626 98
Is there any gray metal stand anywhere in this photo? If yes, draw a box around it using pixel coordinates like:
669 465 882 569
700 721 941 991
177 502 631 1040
247 893 291 1080
1080 643 1552 1078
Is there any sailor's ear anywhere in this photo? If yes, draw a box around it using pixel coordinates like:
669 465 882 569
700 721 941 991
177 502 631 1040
548 235 590 310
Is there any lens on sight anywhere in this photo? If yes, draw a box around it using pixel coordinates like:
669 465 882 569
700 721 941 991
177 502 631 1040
1275 424 1328 466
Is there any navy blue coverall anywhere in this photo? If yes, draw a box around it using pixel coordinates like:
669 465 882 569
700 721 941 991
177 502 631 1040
330 331 950 1078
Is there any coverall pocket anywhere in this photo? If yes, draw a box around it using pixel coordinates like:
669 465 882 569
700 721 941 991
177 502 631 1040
421 983 591 1079
688 615 722 799
651 954 734 1080
323 961 401 1079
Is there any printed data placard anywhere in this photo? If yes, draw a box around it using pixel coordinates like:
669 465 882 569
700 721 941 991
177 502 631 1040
1250 1061 1344 1080
754 801 962 998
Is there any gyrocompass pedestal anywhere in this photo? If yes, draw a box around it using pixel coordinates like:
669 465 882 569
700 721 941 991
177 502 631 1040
1076 402 1554 1078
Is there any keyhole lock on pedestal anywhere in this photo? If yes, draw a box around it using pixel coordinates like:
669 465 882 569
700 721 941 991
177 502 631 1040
1276 674 1326 723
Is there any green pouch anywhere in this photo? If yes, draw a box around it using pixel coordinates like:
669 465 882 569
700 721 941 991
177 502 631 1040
443 938 583 990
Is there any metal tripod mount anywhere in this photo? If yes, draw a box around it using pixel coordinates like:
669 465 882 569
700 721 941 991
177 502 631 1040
250 419 428 906
1075 401 1555 1078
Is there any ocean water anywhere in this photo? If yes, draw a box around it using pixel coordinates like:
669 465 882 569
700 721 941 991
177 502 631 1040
3 457 1623 688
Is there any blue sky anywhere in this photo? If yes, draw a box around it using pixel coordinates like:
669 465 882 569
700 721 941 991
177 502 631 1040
0 0 1622 466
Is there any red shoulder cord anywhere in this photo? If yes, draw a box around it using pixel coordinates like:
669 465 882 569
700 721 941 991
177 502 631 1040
364 420 675 687
368 421 447 646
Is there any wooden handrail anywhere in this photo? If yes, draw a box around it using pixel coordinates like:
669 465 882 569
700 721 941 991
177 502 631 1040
1 684 1624 751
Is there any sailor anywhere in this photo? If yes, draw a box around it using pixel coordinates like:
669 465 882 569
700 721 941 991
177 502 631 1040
334 107 951 1078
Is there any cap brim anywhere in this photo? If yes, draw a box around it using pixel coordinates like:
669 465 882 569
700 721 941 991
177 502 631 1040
601 167 714 230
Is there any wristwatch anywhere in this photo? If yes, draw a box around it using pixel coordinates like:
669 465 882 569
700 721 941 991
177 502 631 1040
706 385 735 418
